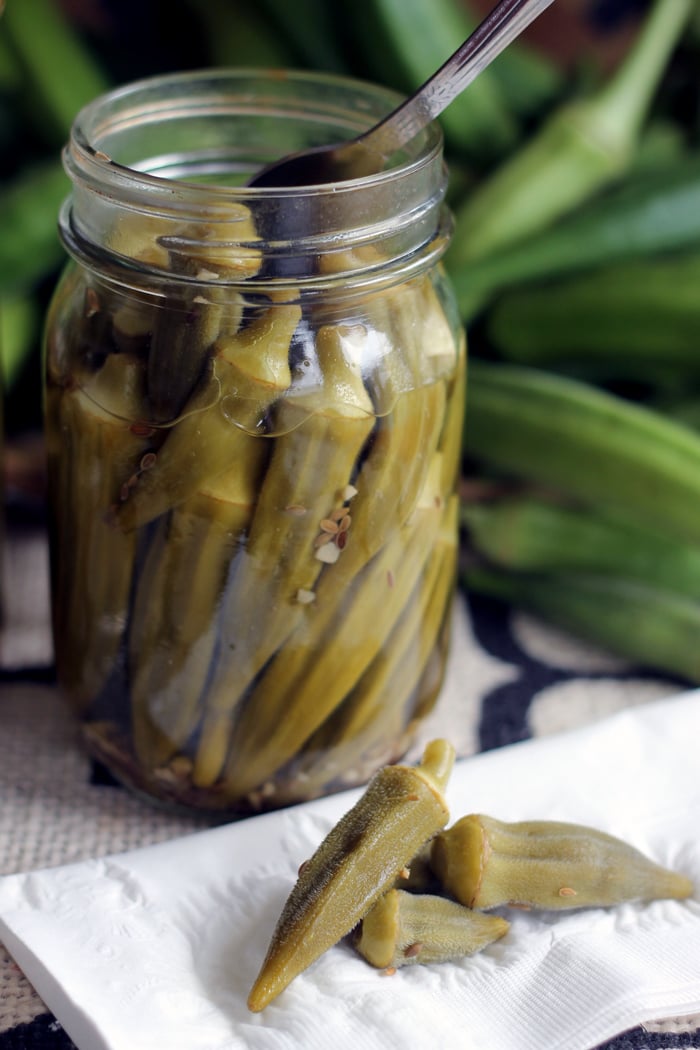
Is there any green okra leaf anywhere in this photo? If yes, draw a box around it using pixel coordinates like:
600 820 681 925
464 360 700 548
259 0 348 73
355 888 509 969
447 0 695 271
184 0 294 68
463 566 700 683
462 494 700 602
431 814 694 911
247 739 455 1011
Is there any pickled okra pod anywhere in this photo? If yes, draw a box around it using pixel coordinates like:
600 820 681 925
47 353 150 710
128 456 267 767
217 284 461 799
116 297 299 530
286 494 458 799
355 889 509 970
247 739 455 1012
192 323 378 786
430 815 694 911
219 454 448 800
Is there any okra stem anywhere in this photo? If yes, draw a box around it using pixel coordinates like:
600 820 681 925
447 0 694 269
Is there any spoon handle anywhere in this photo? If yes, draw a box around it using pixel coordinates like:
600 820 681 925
361 0 557 160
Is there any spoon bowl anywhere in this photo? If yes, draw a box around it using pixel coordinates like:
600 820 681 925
248 0 556 189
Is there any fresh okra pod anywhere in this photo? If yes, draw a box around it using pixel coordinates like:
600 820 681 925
447 0 694 270
461 494 700 603
463 566 700 684
464 360 700 549
355 889 509 970
247 739 455 1012
430 815 694 911
487 248 700 378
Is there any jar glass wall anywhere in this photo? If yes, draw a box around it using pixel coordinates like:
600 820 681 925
44 70 465 815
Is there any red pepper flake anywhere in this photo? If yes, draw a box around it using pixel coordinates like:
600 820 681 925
130 422 156 438
387 570 395 588
404 942 423 958
335 530 348 550
84 288 100 318
383 967 397 977
140 452 157 471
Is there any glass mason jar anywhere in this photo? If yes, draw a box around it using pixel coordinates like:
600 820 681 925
44 70 466 815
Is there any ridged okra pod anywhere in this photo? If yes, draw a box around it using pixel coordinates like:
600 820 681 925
116 297 298 530
286 494 458 800
218 452 448 801
487 249 700 378
447 0 694 269
215 282 461 800
192 324 376 786
46 353 149 711
463 566 700 683
247 739 455 1011
127 456 266 768
452 152 700 322
144 210 262 420
465 361 700 548
430 814 693 911
355 889 509 970
462 494 700 602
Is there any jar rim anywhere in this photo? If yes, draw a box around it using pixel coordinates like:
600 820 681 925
62 69 450 288
67 68 443 202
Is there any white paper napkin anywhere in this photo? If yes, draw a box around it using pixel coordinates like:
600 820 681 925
1 691 699 1050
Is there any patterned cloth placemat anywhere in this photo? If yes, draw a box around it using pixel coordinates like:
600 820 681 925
1 521 698 1049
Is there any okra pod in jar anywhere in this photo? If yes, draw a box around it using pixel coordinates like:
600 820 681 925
45 71 465 814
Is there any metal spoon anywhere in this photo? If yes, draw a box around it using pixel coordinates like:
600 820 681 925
249 0 557 189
